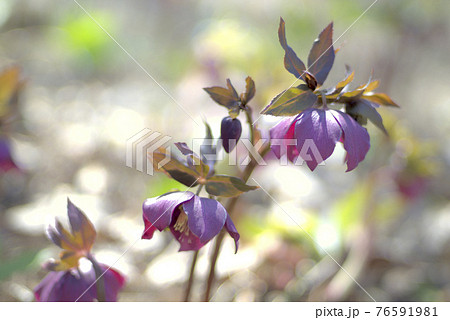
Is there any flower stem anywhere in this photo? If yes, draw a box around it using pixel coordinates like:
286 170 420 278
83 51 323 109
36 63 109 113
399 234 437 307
87 253 106 302
181 184 205 302
184 250 199 302
203 143 271 301
321 92 328 109
196 184 204 196
244 106 255 145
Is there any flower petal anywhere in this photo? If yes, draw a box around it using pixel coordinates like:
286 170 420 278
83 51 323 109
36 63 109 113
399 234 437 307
170 227 204 251
294 108 341 171
0 138 19 172
269 116 299 161
141 219 158 239
34 264 125 302
224 215 240 253
330 110 370 171
142 191 195 231
183 196 227 244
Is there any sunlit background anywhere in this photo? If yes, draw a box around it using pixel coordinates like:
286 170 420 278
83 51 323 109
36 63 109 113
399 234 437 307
1 0 450 301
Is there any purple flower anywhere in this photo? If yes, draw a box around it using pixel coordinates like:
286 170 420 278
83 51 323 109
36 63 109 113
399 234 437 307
0 137 19 172
34 263 125 302
270 108 370 171
142 191 240 252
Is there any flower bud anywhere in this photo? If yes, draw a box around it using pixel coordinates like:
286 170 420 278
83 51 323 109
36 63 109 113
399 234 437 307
220 116 242 153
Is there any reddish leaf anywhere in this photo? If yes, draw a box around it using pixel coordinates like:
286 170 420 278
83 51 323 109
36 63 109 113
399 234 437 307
307 23 335 85
174 142 210 178
226 79 239 100
203 86 239 108
240 76 256 105
278 18 307 80
149 147 200 187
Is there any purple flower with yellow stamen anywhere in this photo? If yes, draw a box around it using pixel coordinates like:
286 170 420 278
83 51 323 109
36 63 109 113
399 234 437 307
270 108 370 171
142 191 240 252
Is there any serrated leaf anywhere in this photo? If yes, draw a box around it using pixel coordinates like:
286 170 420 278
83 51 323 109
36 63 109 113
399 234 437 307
203 86 239 108
205 175 258 197
261 85 317 116
308 22 335 85
278 18 306 80
150 147 200 187
240 76 255 105
362 92 399 107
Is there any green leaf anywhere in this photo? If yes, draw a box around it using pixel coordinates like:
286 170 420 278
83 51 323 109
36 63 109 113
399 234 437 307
0 250 40 281
278 18 307 80
203 86 239 108
307 22 335 85
350 99 387 134
205 175 258 197
240 76 256 105
362 92 399 107
150 147 200 187
261 84 317 116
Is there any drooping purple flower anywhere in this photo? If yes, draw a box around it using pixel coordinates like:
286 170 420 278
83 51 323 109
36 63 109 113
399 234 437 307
0 137 19 172
142 191 240 252
270 108 370 171
220 116 242 153
34 263 125 302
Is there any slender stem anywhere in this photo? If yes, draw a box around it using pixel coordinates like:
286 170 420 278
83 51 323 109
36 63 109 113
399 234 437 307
87 253 106 302
321 92 328 109
244 106 255 145
196 184 204 196
203 143 271 301
184 250 199 302
182 184 205 302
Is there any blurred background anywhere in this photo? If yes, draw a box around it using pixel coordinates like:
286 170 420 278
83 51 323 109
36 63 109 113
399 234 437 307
1 0 450 301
